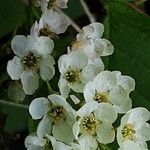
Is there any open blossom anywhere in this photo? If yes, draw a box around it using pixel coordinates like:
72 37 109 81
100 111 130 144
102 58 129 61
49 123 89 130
7 35 55 95
71 22 114 60
31 10 70 37
58 50 104 98
29 94 75 144
117 107 150 148
73 101 117 150
84 71 135 114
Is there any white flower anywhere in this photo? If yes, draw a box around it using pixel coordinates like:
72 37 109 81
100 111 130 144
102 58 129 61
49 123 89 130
118 140 148 150
84 71 135 114
29 94 76 144
117 107 150 148
73 101 117 150
30 10 70 36
71 22 114 60
7 35 55 95
40 0 68 13
58 50 104 98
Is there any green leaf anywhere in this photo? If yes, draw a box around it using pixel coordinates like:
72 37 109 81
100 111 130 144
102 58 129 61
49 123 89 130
0 0 26 38
0 101 29 134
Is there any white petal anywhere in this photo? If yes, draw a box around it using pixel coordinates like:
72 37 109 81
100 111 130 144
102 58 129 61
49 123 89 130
118 141 148 150
25 134 46 148
30 21 39 36
52 120 74 144
39 55 55 81
40 10 70 34
100 39 114 56
136 123 150 141
56 0 68 9
77 22 104 40
11 35 28 57
77 101 98 117
29 97 50 119
47 135 72 150
48 94 68 109
126 107 150 125
118 75 135 93
21 70 39 95
34 36 54 55
7 56 23 80
109 85 128 106
78 134 98 150
92 39 106 56
83 81 95 102
58 50 88 74
94 103 118 123
93 71 117 92
37 115 52 138
70 95 80 104
73 121 80 140
58 76 70 98
68 77 86 93
82 58 104 81
116 97 132 114
116 125 124 146
96 121 115 144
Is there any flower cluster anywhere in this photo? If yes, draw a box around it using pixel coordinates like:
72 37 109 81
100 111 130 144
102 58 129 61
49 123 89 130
6 2 150 149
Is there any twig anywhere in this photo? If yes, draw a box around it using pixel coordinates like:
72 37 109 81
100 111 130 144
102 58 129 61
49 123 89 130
79 0 96 23
55 8 81 33
46 81 59 94
0 99 29 109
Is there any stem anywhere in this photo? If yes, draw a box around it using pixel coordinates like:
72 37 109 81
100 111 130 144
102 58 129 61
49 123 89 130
31 7 40 19
55 8 82 33
0 99 28 109
79 0 96 23
47 81 53 93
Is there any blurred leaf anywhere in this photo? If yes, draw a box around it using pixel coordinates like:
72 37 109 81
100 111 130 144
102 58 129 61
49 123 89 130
0 0 26 38
0 102 29 134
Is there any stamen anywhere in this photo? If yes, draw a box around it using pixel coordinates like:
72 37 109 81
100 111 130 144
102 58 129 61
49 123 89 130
64 68 80 84
121 123 136 140
22 52 37 70
48 106 64 123
80 114 99 135
93 91 108 103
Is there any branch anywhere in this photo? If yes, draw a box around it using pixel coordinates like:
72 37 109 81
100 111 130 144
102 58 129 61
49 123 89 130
79 0 96 23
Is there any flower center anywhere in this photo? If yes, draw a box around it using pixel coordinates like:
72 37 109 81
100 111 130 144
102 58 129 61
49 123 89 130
22 52 37 70
47 0 56 9
64 68 80 84
39 26 58 38
121 123 136 140
80 115 99 135
93 91 108 103
71 41 83 50
48 106 64 123
44 141 51 150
